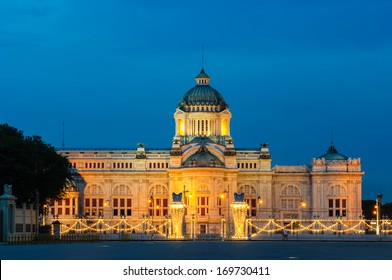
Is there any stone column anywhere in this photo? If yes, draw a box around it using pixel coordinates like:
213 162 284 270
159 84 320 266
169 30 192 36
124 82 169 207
0 185 17 242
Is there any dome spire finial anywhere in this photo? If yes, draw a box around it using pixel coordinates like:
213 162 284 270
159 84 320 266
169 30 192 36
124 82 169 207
201 43 204 70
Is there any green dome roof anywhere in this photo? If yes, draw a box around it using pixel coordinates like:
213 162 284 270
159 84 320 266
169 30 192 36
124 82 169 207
177 68 228 112
318 143 348 161
183 144 224 168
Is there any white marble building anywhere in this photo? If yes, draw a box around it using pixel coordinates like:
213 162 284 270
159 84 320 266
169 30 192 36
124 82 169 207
51 68 364 235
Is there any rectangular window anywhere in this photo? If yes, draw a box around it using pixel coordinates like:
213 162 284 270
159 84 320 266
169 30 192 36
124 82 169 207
198 196 209 216
251 199 256 208
342 199 346 208
113 209 118 216
15 224 23 233
282 199 287 209
127 209 132 216
92 199 97 207
85 209 90 216
85 199 90 207
120 199 125 207
335 199 340 208
65 198 70 206
127 199 132 207
113 199 118 207
99 199 103 207
58 208 63 215
58 200 62 206
163 199 168 207
329 199 333 208
65 208 70 215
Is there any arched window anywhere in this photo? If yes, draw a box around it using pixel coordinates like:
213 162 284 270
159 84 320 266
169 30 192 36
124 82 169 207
281 185 301 211
281 185 301 196
112 185 132 217
148 185 169 217
327 185 347 217
84 184 104 216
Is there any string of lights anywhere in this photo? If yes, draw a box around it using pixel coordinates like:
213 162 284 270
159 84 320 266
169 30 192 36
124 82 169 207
52 217 392 236
56 218 170 235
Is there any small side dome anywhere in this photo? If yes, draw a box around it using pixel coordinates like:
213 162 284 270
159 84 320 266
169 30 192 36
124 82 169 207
182 144 224 168
318 143 348 161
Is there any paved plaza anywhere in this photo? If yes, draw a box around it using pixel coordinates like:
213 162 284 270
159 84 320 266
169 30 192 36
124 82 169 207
1 240 392 260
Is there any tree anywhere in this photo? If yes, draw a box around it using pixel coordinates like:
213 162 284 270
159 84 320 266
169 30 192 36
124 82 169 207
0 123 73 206
362 200 392 220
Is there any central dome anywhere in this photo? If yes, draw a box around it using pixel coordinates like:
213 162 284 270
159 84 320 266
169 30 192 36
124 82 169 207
177 68 228 112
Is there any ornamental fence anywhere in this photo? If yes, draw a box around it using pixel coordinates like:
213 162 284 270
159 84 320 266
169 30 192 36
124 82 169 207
246 218 392 235
4 218 392 244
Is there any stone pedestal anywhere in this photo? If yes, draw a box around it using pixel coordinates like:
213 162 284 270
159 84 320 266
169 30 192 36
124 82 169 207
231 202 247 239
0 185 17 242
169 202 185 239
52 220 61 239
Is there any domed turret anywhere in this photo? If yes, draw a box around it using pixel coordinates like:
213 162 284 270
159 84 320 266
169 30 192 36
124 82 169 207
177 68 228 112
318 143 348 161
174 68 232 145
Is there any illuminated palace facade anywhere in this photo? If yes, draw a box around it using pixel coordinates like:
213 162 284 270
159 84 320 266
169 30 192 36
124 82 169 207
52 68 364 235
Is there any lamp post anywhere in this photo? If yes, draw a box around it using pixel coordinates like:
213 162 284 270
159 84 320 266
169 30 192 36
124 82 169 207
35 189 40 237
191 214 195 240
148 193 154 233
376 193 382 239
222 185 231 238
182 185 190 236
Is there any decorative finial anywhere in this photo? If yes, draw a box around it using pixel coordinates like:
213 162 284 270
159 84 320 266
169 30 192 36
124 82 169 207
331 126 334 144
62 120 65 148
202 43 204 69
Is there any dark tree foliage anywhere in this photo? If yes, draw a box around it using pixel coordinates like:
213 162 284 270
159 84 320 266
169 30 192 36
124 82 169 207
362 200 376 219
362 200 392 219
0 123 72 205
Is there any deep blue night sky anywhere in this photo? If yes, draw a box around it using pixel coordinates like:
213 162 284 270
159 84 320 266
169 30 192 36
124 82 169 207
1 0 391 201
